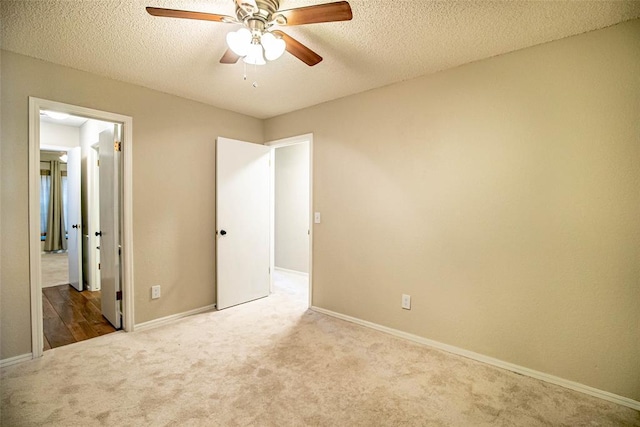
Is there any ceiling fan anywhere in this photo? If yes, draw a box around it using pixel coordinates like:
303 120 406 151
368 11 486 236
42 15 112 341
146 0 353 66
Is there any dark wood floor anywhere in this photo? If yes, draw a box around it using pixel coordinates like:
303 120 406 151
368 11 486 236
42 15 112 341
42 284 116 350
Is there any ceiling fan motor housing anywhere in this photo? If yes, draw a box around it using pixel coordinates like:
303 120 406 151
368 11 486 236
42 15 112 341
236 0 280 24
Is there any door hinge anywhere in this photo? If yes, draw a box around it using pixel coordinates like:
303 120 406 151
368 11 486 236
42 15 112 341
116 291 122 301
98 262 101 270
114 141 122 152
97 159 100 167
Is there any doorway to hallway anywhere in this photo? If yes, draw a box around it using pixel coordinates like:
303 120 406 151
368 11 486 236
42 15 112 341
37 110 121 349
28 97 134 358
267 134 313 307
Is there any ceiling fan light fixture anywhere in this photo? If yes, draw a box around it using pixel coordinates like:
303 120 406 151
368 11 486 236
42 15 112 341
226 28 252 56
146 1 353 68
243 42 266 65
261 32 286 61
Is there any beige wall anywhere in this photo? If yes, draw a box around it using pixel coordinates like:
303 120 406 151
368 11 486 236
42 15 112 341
2 19 639 401
265 20 640 401
0 50 263 359
274 143 310 273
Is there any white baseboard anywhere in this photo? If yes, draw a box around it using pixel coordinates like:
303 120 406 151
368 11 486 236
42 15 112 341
134 304 216 332
274 267 309 277
311 306 640 411
0 353 33 368
41 282 68 289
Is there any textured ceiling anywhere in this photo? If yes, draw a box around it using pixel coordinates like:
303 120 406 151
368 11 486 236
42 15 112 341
2 1 640 119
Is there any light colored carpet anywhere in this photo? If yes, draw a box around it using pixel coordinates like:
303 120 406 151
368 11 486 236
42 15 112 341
41 252 69 288
1 271 638 426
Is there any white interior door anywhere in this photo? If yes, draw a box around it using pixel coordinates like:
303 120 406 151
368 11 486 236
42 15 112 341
98 126 121 328
67 147 83 291
216 137 271 310
88 146 101 291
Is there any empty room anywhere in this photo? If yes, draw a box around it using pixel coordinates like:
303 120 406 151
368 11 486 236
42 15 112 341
1 1 639 425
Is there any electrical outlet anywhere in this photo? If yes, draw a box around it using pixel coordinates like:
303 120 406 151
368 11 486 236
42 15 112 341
151 285 161 299
402 294 411 310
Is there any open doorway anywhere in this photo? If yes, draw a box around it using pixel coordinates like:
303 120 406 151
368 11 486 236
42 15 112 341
28 98 134 359
38 112 119 349
267 134 313 306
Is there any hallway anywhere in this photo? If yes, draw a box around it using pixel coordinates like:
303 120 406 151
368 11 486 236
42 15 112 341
43 284 116 350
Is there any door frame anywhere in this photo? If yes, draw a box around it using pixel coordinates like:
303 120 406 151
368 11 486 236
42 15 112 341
28 97 135 358
39 143 78 289
265 133 313 308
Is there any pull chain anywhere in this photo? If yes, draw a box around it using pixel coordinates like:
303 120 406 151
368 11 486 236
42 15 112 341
240 60 259 88
252 62 259 88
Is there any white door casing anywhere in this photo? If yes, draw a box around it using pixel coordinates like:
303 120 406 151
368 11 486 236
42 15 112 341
67 147 83 291
216 137 271 310
98 126 121 328
265 133 314 308
29 97 134 359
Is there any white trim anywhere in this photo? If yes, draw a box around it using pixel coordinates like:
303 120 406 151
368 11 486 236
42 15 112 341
265 134 314 308
28 98 44 359
311 306 640 411
40 144 73 151
0 353 33 368
274 267 309 277
269 148 275 294
121 112 135 332
134 304 216 332
28 97 135 359
265 134 313 149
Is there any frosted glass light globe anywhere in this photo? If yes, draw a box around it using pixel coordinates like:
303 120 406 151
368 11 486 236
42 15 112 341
226 28 251 56
243 42 266 65
261 32 286 61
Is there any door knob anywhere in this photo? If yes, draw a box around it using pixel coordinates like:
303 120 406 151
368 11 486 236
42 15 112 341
220 230 227 236
95 231 102 236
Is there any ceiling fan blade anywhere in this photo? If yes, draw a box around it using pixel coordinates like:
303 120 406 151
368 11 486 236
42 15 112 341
272 30 322 66
275 1 352 26
220 49 241 64
146 7 235 23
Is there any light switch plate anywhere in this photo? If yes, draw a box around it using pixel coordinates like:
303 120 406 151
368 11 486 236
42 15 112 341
314 212 321 224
